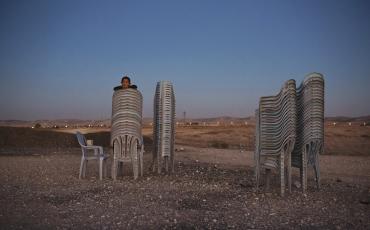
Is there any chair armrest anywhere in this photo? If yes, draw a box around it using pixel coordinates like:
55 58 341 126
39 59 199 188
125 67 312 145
83 145 104 155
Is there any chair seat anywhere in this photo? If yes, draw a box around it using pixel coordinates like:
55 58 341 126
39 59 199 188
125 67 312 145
84 155 108 161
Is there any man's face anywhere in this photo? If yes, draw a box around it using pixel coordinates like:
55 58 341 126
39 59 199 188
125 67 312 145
122 79 130 88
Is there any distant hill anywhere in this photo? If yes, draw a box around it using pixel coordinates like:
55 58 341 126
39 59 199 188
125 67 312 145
1 115 369 127
325 116 370 123
190 116 253 122
0 119 111 128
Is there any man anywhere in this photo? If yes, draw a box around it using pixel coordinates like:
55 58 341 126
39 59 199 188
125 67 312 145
114 75 138 91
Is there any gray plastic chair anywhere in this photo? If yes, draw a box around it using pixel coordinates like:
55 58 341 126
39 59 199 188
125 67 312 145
152 81 176 173
76 131 108 180
111 88 144 180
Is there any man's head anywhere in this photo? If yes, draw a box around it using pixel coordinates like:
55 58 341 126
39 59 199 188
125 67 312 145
121 76 131 89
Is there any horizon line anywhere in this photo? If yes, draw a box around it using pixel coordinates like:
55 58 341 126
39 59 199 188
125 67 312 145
1 114 370 122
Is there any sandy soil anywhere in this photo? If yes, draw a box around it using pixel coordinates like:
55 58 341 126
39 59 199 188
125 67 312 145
0 146 369 229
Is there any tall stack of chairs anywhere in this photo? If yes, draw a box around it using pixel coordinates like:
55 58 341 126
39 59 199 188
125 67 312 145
255 79 297 196
255 73 325 195
153 81 176 173
111 88 144 180
292 73 325 192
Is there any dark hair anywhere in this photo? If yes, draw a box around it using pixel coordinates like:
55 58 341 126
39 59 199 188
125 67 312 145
121 76 131 83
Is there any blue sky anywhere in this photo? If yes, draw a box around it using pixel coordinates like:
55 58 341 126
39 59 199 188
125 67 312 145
1 0 370 120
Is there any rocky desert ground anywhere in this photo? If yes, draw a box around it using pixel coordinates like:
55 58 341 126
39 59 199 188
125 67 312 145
0 125 369 229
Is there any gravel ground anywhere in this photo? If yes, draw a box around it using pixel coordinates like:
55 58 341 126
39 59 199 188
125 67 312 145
0 147 369 229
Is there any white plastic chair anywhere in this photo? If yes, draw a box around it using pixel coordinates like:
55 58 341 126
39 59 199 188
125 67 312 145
76 131 108 180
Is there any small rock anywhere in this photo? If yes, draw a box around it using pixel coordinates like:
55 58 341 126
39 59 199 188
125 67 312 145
294 181 301 188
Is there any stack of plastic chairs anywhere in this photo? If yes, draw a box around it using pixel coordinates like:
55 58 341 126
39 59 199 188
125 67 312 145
255 79 297 196
111 88 144 180
292 73 325 192
153 81 176 173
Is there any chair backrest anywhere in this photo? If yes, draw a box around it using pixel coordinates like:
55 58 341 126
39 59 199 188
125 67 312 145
112 133 143 160
76 131 88 157
257 79 297 156
76 131 87 147
153 81 176 158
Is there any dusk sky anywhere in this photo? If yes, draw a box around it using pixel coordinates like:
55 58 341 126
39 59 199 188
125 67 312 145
1 0 370 120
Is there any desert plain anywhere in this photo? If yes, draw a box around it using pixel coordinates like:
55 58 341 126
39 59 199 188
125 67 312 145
0 122 369 229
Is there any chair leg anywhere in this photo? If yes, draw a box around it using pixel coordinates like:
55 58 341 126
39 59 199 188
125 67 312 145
287 151 292 193
165 156 169 173
152 152 156 173
133 157 139 180
171 153 175 173
157 154 161 174
301 150 307 193
117 162 121 177
151 161 156 173
140 152 144 177
314 153 320 190
112 159 117 181
79 157 85 179
255 164 260 190
265 168 271 191
104 159 108 178
99 159 103 180
255 155 260 190
120 162 125 178
299 163 304 192
280 153 285 197
83 160 88 178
